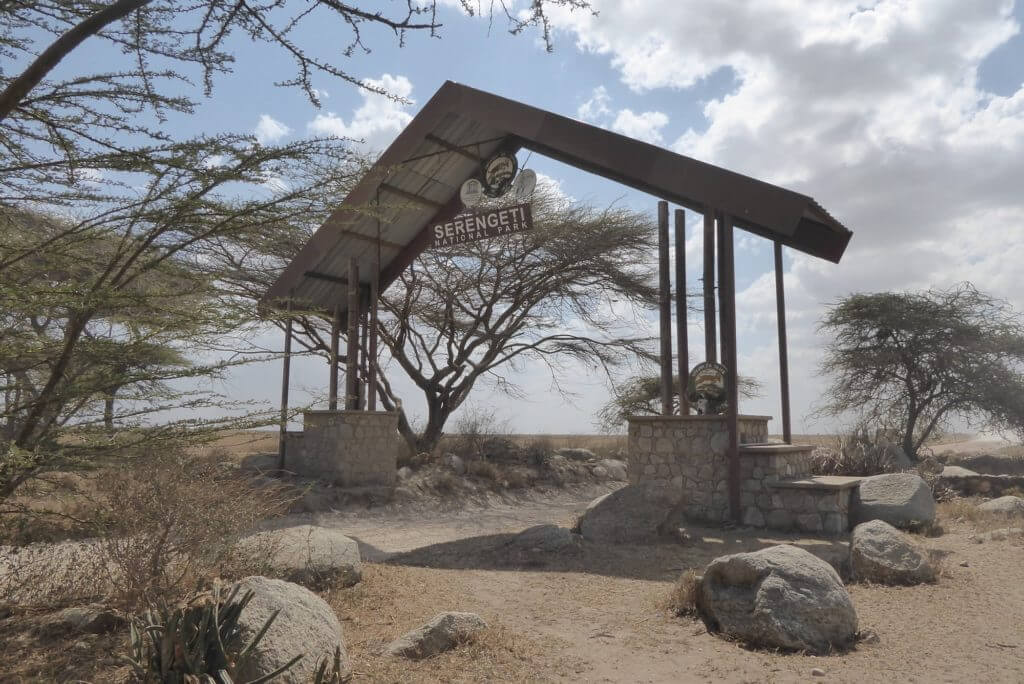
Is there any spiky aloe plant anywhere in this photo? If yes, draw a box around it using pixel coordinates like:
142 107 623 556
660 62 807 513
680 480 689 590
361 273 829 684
122 583 302 683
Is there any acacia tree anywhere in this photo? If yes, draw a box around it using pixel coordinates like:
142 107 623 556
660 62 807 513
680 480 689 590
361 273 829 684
375 187 660 453
0 1 590 499
595 373 763 433
817 283 1024 460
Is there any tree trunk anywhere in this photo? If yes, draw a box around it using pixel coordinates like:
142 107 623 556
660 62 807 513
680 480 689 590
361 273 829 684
416 404 446 455
104 395 115 434
0 0 153 121
902 410 919 461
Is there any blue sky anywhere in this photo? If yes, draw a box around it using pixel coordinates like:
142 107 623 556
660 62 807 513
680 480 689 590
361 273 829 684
70 1 1024 436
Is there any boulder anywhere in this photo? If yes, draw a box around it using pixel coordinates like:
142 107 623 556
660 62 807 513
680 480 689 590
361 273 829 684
557 448 596 461
977 495 1024 516
851 473 936 530
597 458 628 481
577 485 677 543
850 520 936 585
696 544 858 654
940 465 979 478
442 453 466 475
233 576 349 683
36 603 124 636
236 525 361 589
388 611 487 659
510 524 582 554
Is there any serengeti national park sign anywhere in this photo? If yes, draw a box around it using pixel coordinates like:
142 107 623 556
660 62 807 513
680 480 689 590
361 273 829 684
431 202 533 248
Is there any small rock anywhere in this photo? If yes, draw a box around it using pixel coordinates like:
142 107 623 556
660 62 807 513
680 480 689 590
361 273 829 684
397 466 414 481
858 629 880 644
959 561 969 567
977 496 1024 517
556 448 596 461
597 459 628 481
510 524 583 554
388 612 487 659
592 465 609 479
36 603 124 636
811 667 826 677
442 453 466 475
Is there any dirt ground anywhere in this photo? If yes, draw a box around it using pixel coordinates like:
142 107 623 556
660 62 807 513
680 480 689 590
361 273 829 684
4 434 1024 683
276 482 1024 684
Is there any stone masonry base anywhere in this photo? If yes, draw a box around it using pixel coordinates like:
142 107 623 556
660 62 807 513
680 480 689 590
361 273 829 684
284 410 398 487
627 415 854 535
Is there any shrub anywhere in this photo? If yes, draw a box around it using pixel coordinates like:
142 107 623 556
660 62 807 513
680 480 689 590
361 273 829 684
449 406 512 459
666 570 700 617
809 428 905 476
123 583 301 683
466 458 501 482
91 450 292 609
523 438 554 467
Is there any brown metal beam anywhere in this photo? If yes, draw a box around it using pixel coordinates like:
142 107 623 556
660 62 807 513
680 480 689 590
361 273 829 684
368 261 379 411
277 299 292 471
345 258 360 410
328 303 340 410
717 213 730 367
703 210 717 363
775 241 792 444
658 201 673 415
720 213 741 523
306 270 347 285
675 208 689 415
379 182 444 210
340 229 404 252
423 133 485 162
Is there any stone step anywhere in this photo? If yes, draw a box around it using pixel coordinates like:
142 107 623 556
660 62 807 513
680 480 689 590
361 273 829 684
739 443 815 455
766 475 864 491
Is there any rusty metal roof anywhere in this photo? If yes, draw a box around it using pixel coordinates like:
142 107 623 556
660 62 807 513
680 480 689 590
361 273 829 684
264 81 852 313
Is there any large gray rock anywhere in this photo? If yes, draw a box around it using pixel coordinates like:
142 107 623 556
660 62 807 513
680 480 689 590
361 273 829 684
233 576 349 683
851 473 936 530
510 524 582 554
388 612 487 659
577 485 676 543
850 520 936 585
977 495 1024 516
236 525 361 589
696 544 858 654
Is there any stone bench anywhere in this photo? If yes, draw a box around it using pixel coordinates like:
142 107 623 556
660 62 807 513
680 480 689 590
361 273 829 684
760 475 864 535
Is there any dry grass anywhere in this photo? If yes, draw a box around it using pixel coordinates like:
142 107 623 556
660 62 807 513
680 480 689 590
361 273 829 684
664 569 701 617
324 564 551 683
938 498 1024 534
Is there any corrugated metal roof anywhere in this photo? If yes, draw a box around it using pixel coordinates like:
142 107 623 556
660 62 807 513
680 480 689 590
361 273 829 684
264 81 852 314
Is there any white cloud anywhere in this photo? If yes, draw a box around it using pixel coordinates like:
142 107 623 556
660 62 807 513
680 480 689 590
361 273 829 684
611 108 669 143
253 114 291 144
578 85 611 121
307 74 415 152
548 0 1024 432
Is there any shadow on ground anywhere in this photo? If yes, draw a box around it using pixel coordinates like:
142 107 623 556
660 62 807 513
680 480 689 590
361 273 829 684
375 526 852 582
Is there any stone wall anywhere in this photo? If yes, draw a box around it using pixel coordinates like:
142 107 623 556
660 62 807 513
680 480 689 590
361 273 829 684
287 410 398 487
627 415 771 523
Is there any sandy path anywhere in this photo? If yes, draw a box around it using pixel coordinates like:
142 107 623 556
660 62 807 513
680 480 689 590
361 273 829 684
289 487 1024 683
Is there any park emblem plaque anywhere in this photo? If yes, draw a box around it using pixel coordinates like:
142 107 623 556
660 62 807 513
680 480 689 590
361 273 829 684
431 203 533 248
481 152 518 197
688 361 728 415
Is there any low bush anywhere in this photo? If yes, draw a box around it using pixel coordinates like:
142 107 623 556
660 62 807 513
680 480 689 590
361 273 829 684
666 569 700 617
809 428 906 476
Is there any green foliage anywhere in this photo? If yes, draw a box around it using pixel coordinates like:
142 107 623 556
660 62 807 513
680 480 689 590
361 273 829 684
818 283 1024 459
596 373 763 432
123 584 300 684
